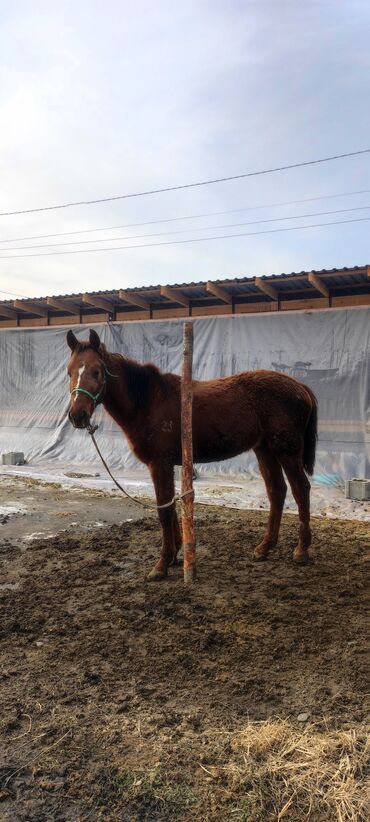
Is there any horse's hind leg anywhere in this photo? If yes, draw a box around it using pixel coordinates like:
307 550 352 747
253 443 287 561
278 454 312 564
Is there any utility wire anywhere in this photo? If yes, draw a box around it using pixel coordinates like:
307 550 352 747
1 149 369 216
0 287 32 299
2 187 370 245
2 204 370 252
1 215 369 259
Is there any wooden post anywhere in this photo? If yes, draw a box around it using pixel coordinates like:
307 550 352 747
181 321 196 583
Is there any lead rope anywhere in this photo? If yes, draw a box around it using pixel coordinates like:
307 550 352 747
86 423 194 513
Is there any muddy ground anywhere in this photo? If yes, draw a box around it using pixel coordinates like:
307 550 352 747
0 479 369 821
0 475 145 543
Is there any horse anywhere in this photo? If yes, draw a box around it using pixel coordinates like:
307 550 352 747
66 328 318 580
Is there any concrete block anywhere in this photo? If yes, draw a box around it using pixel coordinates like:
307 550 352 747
1 452 25 466
345 478 370 501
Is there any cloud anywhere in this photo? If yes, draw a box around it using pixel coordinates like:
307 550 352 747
0 0 369 297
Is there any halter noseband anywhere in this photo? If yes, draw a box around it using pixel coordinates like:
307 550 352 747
71 383 105 407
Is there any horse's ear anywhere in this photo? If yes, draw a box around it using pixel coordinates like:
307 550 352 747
67 329 78 351
89 329 101 351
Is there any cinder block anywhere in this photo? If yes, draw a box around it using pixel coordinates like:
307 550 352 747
345 478 370 501
175 466 198 481
1 452 25 466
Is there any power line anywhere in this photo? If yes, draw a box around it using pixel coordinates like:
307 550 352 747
2 204 370 252
0 287 31 299
2 187 370 245
1 215 369 259
1 149 369 217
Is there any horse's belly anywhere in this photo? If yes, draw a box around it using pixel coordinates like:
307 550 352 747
193 430 257 464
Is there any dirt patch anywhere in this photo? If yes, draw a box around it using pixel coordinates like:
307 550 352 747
0 475 146 546
1 508 369 820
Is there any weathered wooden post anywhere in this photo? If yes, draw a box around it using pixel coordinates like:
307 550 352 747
181 321 196 584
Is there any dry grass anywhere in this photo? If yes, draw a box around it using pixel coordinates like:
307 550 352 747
212 719 370 821
84 718 370 820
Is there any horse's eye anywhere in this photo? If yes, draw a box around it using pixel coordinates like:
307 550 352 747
92 369 100 380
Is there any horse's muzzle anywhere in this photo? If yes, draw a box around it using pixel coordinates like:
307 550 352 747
68 406 91 429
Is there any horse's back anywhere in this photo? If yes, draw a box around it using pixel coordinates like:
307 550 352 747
193 369 314 411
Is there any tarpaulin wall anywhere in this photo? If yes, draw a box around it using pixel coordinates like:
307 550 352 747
0 308 369 482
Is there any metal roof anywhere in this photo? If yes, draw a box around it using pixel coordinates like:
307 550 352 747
0 265 369 324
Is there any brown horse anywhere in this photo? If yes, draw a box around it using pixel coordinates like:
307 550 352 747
66 328 317 579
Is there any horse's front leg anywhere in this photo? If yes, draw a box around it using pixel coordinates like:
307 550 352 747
147 460 177 581
171 508 182 566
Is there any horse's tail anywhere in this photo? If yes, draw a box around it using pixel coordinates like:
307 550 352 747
303 389 318 476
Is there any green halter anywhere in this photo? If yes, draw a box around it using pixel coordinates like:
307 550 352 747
71 384 104 406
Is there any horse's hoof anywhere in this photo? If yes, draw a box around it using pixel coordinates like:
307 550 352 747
253 550 269 562
293 552 313 565
146 566 168 581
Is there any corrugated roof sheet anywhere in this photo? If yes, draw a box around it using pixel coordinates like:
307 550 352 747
0 265 369 320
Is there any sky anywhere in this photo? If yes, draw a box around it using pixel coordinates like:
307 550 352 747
0 0 370 299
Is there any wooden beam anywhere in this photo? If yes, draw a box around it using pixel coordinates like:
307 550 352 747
47 296 81 315
0 304 18 319
13 299 48 317
332 293 370 308
119 289 150 310
255 277 279 301
206 281 232 304
160 285 190 308
82 294 115 313
181 321 196 585
308 272 329 298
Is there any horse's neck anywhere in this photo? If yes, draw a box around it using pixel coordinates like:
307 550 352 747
102 351 156 432
102 352 131 427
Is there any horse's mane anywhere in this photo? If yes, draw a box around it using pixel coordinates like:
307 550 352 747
103 345 168 409
122 357 167 408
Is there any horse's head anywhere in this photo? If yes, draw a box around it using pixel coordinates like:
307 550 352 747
67 328 106 429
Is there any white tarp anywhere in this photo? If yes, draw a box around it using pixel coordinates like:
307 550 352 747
0 308 369 483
